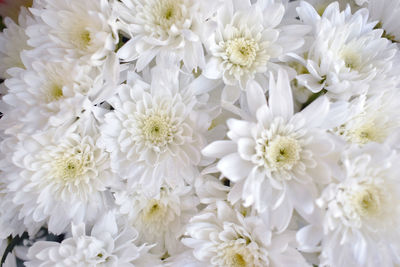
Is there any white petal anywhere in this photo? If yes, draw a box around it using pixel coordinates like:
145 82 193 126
202 141 237 158
217 153 252 182
246 80 267 117
269 69 293 121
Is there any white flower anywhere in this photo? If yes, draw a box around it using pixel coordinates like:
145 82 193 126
335 92 400 145
114 182 198 255
298 144 400 267
203 0 308 91
202 70 336 230
0 60 101 135
115 0 219 71
367 0 400 42
26 0 117 66
0 124 114 235
296 2 400 100
0 7 33 79
25 212 161 267
100 67 208 188
183 201 309 267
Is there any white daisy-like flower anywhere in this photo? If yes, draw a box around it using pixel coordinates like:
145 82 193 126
296 2 400 100
203 0 308 92
100 67 209 188
183 200 309 267
115 0 219 71
0 60 96 135
26 0 117 66
0 7 33 79
0 124 114 235
335 92 400 146
367 0 400 42
202 70 336 230
298 144 400 267
114 182 198 255
25 212 162 267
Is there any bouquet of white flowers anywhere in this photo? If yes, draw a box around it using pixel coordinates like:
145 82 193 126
1 0 400 266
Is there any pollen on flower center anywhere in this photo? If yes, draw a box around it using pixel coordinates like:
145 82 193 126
225 37 259 67
265 136 301 171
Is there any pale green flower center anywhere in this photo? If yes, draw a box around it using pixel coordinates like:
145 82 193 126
142 114 173 147
153 0 183 29
141 199 168 224
266 136 301 171
341 48 362 70
71 28 92 50
46 82 64 102
225 37 259 67
349 186 382 218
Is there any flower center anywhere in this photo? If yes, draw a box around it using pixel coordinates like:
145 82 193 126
257 135 301 171
217 239 259 267
350 186 382 218
141 199 168 224
153 0 183 30
225 37 259 67
71 28 92 50
141 114 174 148
46 83 64 102
53 147 91 182
345 119 387 145
341 48 362 70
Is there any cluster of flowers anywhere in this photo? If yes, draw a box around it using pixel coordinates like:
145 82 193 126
1 0 400 266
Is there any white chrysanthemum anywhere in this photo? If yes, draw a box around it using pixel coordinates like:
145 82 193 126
183 201 309 267
0 7 33 79
0 60 95 135
114 183 198 255
115 0 219 71
203 70 336 230
204 0 307 91
100 68 208 188
0 126 114 235
367 0 400 42
296 2 400 100
26 0 117 66
25 212 161 267
335 92 400 145
298 145 400 267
